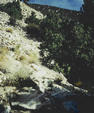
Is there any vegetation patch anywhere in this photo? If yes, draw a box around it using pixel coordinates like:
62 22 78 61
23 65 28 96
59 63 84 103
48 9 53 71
0 1 23 26
18 52 39 64
25 5 94 88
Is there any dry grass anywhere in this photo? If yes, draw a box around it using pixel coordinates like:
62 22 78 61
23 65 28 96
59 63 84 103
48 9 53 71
0 47 8 62
25 51 39 64
13 44 39 64
17 50 40 64
6 28 13 33
0 47 8 54
0 42 40 86
3 65 33 86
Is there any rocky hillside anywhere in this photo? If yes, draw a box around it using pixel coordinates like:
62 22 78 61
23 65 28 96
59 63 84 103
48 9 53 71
27 2 94 87
0 1 93 113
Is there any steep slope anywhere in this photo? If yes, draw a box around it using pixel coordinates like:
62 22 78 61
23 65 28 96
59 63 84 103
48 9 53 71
27 3 94 87
0 1 91 113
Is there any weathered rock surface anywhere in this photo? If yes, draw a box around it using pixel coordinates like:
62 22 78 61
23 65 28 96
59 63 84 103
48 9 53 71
0 1 92 113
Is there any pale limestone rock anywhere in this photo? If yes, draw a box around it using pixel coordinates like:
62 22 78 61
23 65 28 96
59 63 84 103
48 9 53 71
11 91 43 110
30 63 71 92
20 2 44 20
0 0 14 4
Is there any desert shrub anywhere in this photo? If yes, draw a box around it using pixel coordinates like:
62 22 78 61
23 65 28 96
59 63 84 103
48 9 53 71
26 23 40 38
18 52 39 64
0 47 9 74
0 47 8 62
27 52 40 64
0 47 8 54
0 1 23 26
8 17 16 26
12 44 39 64
2 65 33 87
12 66 31 80
4 1 23 20
25 12 42 40
25 12 40 24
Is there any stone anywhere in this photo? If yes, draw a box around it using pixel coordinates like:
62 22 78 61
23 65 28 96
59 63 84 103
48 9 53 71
11 90 50 110
0 1 91 113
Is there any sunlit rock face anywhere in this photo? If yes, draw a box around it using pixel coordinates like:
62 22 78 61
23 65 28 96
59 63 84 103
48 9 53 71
0 0 14 4
0 0 90 113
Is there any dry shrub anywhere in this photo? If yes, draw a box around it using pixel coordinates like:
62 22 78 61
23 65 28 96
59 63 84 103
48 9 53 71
6 28 13 33
18 50 40 64
0 47 8 62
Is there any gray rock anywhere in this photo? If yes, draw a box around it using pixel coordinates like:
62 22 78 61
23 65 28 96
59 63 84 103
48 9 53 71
11 90 50 110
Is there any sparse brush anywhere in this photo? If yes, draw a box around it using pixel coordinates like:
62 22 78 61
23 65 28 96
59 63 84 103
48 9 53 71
0 47 8 54
2 65 33 86
0 47 8 62
0 47 9 76
27 52 40 64
13 66 32 80
18 51 40 64
14 45 21 56
0 44 39 87
15 45 21 51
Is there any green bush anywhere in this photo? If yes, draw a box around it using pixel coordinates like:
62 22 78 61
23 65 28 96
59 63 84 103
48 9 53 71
25 8 94 84
8 17 16 26
25 12 40 24
25 12 42 40
39 10 94 83
26 23 40 38
0 1 23 21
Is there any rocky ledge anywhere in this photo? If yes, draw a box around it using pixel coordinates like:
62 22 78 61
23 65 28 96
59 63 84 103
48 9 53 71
0 1 93 113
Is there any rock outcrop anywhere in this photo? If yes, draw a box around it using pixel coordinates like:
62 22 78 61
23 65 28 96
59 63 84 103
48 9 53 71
0 1 91 113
